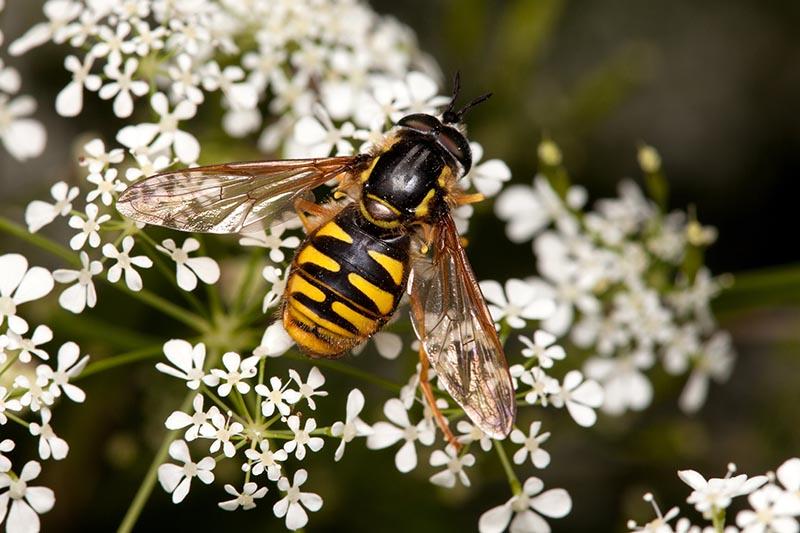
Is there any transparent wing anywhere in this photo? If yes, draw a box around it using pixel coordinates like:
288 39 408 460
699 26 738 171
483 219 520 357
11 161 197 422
409 214 516 438
116 156 368 233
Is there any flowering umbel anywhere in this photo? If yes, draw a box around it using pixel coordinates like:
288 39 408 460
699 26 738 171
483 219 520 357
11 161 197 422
0 0 738 532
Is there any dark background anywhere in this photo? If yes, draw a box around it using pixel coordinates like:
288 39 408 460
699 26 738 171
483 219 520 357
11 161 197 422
1 0 799 531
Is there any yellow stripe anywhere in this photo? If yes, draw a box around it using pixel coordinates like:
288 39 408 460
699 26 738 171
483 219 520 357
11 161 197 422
316 221 353 243
297 244 340 272
289 299 356 338
367 250 404 285
285 321 339 356
414 188 437 218
331 301 376 334
347 273 394 314
360 156 379 182
287 275 326 302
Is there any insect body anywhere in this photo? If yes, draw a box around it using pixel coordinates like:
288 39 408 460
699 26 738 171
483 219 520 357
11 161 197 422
284 204 411 358
117 79 516 439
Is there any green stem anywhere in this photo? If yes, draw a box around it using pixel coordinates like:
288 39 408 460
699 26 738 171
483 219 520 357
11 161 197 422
0 216 80 266
234 252 263 313
0 352 19 378
5 411 29 428
78 344 166 380
711 506 725 533
494 439 521 495
117 391 194 533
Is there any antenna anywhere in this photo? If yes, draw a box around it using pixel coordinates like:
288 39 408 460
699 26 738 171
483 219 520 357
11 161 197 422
442 72 492 124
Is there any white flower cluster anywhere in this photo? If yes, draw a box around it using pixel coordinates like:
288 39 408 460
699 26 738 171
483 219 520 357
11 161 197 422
495 140 733 416
628 459 800 533
0 256 90 533
155 338 364 530
0 1 46 161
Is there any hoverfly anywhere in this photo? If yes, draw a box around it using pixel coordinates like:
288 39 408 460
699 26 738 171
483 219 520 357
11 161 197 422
117 76 516 442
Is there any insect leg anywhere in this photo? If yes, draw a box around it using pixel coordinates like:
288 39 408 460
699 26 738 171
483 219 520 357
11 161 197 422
418 344 462 452
294 198 331 233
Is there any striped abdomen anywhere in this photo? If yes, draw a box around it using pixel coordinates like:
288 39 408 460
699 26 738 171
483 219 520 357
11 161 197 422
282 205 410 358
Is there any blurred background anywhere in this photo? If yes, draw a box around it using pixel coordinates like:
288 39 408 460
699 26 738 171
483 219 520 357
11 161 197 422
2 0 799 531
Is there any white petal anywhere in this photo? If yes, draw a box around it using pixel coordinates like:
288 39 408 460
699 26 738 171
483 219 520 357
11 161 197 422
531 488 571 518
394 440 418 473
14 266 54 304
366 422 403 449
55 81 83 117
7 500 41 533
478 504 513 533
565 400 597 427
677 470 707 491
299 492 322 512
58 283 86 313
173 131 200 164
285 501 308 531
24 486 54 514
571 380 604 408
778 458 800 491
185 257 220 285
383 398 410 427
113 90 134 118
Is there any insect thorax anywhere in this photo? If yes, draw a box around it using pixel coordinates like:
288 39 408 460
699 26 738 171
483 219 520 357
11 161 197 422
359 129 464 228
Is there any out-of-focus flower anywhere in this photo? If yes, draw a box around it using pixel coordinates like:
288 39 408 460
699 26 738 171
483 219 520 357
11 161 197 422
24 182 79 233
480 279 555 329
330 389 372 462
429 446 475 488
550 370 604 427
0 254 54 335
0 95 46 161
0 461 55 533
678 465 767 516
510 421 551 468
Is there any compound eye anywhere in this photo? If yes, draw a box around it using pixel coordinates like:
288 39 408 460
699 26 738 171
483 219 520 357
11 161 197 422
363 197 399 223
437 127 472 172
398 113 440 134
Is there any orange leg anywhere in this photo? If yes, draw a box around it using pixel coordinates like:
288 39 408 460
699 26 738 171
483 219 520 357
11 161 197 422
294 198 330 233
452 191 485 206
418 345 462 452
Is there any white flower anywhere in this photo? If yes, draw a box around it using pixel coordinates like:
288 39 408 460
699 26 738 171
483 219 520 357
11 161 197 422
456 420 492 452
102 236 152 291
137 92 200 164
288 367 328 410
460 142 511 197
201 61 257 111
480 279 556 329
165 394 216 442
210 352 259 397
678 465 768 516
68 203 111 250
0 387 23 424
52 252 102 313
90 21 136 66
98 58 148 118
124 152 172 183
273 469 323 531
239 225 301 263
584 351 654 415
261 266 288 312
479 476 572 533
626 493 680 533
6 325 52 363
392 71 449 119
253 321 296 359
29 408 69 460
283 415 324 460
519 330 565 369
167 54 204 105
775 458 800 512
36 341 88 402
294 104 356 157
86 168 126 206
736 484 800 533
0 255 53 335
201 411 243 458
0 461 55 533
8 0 81 55
24 181 79 233
495 176 572 243
157 238 220 292
156 339 219 390
80 138 125 174
244 440 287 481
0 95 46 161
330 389 372 461
13 372 53 412
679 331 735 414
0 440 13 473
366 398 435 473
255 377 300 418
429 446 475 488
550 370 604 427
218 482 268 511
510 421 551 468
55 54 101 117
157 439 215 504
